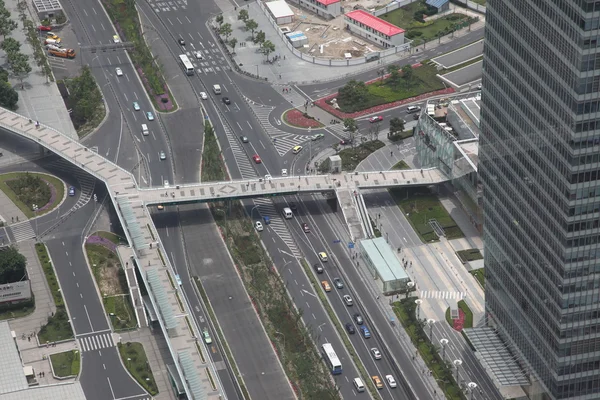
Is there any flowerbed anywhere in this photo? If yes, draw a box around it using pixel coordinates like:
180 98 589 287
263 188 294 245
316 87 455 119
282 108 324 128
86 235 118 253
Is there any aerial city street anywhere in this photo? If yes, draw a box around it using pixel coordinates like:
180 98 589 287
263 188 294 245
0 0 590 400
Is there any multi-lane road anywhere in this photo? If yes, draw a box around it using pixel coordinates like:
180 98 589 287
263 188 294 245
0 0 496 399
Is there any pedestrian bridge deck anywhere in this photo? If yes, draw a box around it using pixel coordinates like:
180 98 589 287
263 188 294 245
135 169 447 205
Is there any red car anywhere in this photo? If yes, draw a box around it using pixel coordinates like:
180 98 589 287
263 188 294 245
252 154 262 164
369 116 383 123
38 25 52 31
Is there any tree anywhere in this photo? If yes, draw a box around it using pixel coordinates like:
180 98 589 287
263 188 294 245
401 64 414 82
369 121 381 141
238 9 249 22
219 23 232 40
1 37 20 55
0 80 17 109
0 66 9 82
387 64 401 89
0 9 17 39
389 117 405 138
7 51 31 89
216 15 223 26
262 40 275 61
338 80 368 109
343 118 358 148
228 37 238 53
69 66 102 125
245 19 258 38
254 30 266 46
0 246 27 283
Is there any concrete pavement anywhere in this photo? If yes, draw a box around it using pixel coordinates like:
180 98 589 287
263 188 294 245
117 329 177 400
0 184 27 227
4 0 78 139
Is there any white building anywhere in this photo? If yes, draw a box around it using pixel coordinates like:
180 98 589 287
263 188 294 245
265 0 295 25
286 0 341 19
344 10 405 48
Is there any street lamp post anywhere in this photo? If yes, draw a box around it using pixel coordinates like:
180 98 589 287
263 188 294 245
453 359 463 383
250 205 259 221
467 382 478 400
32 204 38 239
427 319 435 340
406 281 414 299
439 338 449 361
415 299 423 321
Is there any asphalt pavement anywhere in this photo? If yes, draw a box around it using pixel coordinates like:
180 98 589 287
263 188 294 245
432 40 484 68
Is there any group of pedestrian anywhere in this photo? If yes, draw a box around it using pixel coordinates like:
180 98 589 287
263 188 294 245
37 371 46 378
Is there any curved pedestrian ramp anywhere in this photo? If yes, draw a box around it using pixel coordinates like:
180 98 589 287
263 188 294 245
0 108 449 399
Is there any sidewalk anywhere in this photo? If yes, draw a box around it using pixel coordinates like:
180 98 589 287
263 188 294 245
19 338 79 384
0 186 27 227
3 0 77 139
118 328 177 400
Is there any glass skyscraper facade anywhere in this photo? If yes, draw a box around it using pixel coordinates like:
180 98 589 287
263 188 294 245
480 1 600 399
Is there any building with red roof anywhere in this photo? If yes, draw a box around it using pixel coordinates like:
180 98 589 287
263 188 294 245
286 0 342 19
344 9 405 48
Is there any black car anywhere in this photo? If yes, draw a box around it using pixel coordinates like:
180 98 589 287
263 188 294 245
314 264 324 274
333 277 344 289
178 38 185 45
412 113 420 120
354 313 364 325
345 323 355 334
289 202 297 211
240 136 249 143
223 97 231 105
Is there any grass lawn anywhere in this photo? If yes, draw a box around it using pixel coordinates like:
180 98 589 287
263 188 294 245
458 300 473 328
86 244 126 294
38 308 73 343
391 160 410 170
470 268 485 288
379 1 425 28
457 249 483 262
338 64 444 113
201 123 227 182
50 350 80 377
389 187 464 242
0 172 65 218
105 295 137 331
0 303 34 321
118 342 158 395
389 130 415 142
96 231 126 245
338 140 385 171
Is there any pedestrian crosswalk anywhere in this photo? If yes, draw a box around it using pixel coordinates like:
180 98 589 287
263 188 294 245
78 332 115 352
245 101 311 156
8 221 36 243
420 290 467 300
148 0 187 13
253 198 301 258
182 48 227 75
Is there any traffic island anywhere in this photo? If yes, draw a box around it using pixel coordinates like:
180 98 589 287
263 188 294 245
282 108 324 129
391 160 410 170
338 140 385 171
0 172 65 218
36 243 74 344
85 235 137 331
394 298 464 400
49 350 80 378
118 342 158 395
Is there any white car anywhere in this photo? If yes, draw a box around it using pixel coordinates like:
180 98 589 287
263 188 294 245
163 180 170 188
265 174 272 180
255 221 264 232
194 51 203 59
115 67 123 76
343 294 353 306
281 169 287 176
159 151 166 160
371 348 382 360
200 92 208 100
385 375 397 388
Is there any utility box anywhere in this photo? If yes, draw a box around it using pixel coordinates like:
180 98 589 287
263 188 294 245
329 155 341 173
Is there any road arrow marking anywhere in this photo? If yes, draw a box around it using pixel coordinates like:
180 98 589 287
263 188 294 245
301 289 317 298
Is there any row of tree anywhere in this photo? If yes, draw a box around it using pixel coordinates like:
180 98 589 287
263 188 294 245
0 246 27 284
67 66 103 128
340 114 407 146
216 11 276 62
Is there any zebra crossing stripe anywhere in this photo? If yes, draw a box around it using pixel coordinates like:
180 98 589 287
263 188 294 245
419 290 467 300
79 333 115 352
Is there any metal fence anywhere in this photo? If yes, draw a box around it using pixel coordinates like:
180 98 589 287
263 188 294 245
451 0 486 13
372 0 418 17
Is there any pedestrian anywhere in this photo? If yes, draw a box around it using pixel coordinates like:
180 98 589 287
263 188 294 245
284 55 286 60
11 217 13 222
28 336 30 342
282 88 285 93
390 151 393 157
279 74 281 79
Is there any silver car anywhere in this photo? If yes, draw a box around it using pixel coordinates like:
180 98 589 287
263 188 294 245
159 151 166 160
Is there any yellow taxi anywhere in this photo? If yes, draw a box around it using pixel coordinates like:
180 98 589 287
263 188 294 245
292 145 303 154
46 32 59 40
321 280 331 292
372 376 383 390
318 252 328 262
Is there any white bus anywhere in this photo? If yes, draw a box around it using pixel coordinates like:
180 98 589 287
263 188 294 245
321 343 342 375
178 54 194 75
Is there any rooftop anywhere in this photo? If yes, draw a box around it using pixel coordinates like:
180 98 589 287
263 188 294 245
345 10 405 37
32 0 63 11
360 237 409 282
0 383 86 400
0 322 28 395
265 0 295 17
315 0 340 5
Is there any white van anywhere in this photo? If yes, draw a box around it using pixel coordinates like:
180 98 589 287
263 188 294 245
406 105 421 113
141 124 149 136
212 84 221 94
353 378 365 392
283 207 293 219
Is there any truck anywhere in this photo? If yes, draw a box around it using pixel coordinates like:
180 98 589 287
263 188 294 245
212 84 221 94
48 48 75 59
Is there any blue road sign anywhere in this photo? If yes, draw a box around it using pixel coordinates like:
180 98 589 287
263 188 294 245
348 242 355 249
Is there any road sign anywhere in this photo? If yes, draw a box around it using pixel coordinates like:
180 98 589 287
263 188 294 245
348 242 355 249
